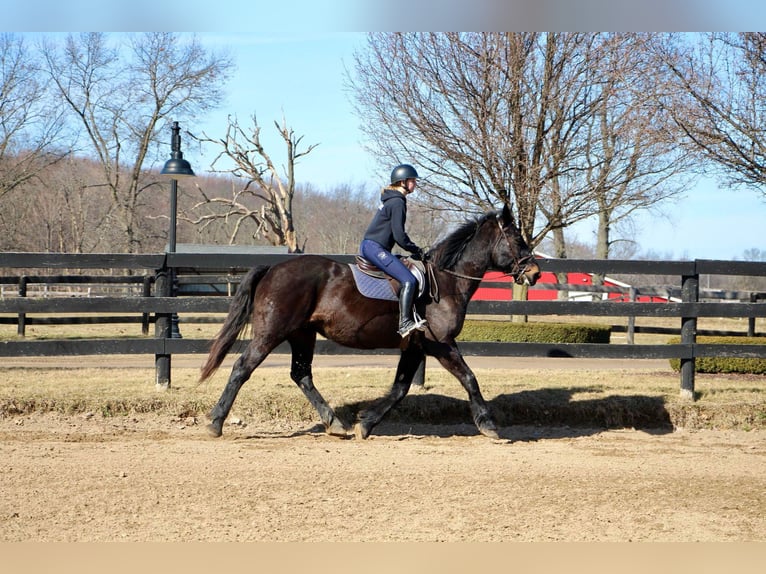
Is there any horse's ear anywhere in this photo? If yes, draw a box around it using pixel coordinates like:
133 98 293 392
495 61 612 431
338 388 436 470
501 202 513 225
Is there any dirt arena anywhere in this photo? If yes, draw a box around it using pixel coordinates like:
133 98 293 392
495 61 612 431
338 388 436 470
1 410 764 542
0 354 763 542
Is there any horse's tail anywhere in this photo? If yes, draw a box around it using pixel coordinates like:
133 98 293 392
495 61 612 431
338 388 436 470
199 265 270 381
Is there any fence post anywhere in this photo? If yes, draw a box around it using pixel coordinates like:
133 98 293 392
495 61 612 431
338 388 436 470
171 270 182 338
748 292 757 337
626 286 637 344
141 276 153 335
17 276 28 336
154 267 172 390
680 272 699 401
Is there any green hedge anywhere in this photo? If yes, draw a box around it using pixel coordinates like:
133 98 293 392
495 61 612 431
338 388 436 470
458 320 611 344
668 336 766 374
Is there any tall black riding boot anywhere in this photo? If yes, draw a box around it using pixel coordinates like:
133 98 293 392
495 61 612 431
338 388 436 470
397 282 426 336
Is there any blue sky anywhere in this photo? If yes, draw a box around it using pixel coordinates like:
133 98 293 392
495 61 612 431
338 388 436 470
7 2 766 260
8 1 766 33
189 33 376 189
190 32 766 261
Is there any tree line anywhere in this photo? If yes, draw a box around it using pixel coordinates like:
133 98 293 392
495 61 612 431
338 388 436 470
1 33 765 260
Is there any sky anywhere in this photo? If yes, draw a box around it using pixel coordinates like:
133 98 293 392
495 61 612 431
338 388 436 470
189 33 376 189
7 1 766 261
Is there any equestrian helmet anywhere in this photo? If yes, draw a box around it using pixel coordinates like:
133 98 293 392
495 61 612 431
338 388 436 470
390 164 419 185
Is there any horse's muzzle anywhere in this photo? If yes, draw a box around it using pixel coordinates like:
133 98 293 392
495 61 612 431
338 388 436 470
515 260 541 286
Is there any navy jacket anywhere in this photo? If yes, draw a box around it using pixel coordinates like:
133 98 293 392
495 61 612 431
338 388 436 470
363 188 420 254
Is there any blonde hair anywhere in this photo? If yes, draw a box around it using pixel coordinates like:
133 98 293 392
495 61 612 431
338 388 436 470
381 183 405 195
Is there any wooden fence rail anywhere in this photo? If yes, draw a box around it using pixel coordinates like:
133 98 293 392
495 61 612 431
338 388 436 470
2 252 766 398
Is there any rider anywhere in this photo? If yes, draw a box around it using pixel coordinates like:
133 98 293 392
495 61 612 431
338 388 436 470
360 164 428 337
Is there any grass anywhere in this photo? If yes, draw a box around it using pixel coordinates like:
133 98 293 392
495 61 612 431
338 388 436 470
2 313 762 343
0 317 154 341
1 314 764 431
1 363 764 431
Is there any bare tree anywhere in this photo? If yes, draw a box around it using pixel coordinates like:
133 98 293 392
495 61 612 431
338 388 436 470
0 33 66 203
292 183 374 253
188 114 319 253
349 33 693 261
350 33 599 245
572 34 693 263
39 32 233 253
0 185 36 251
36 157 115 253
655 32 766 196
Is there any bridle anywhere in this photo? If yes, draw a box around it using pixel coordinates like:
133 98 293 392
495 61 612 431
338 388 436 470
438 217 535 283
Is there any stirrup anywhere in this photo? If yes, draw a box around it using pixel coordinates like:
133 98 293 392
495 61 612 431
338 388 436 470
398 316 427 337
412 309 427 331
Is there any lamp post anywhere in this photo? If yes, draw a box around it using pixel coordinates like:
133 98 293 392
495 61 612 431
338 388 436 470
161 121 196 251
156 121 195 389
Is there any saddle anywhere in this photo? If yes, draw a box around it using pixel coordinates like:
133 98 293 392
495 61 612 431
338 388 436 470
350 255 428 301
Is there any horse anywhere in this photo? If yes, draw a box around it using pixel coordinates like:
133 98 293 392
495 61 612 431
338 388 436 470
199 203 541 440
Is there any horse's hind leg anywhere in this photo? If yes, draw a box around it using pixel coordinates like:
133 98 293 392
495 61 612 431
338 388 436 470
207 343 269 438
289 330 349 437
355 345 424 440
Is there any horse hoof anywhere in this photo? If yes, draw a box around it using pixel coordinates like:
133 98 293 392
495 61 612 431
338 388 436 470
326 417 350 438
354 422 370 440
479 426 499 440
206 422 223 438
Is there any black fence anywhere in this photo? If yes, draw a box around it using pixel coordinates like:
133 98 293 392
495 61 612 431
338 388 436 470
2 252 766 399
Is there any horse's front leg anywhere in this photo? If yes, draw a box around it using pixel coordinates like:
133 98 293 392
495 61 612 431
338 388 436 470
355 345 424 440
431 342 499 439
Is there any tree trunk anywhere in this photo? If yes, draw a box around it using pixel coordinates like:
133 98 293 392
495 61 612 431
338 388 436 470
592 211 610 300
512 282 529 323
551 226 569 301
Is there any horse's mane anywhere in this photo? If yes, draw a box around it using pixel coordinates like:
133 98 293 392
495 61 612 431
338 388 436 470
432 211 496 270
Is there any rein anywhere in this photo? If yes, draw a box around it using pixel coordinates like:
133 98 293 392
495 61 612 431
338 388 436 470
441 267 529 282
440 268 485 282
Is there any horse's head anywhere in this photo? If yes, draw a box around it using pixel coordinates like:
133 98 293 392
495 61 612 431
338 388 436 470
431 204 541 286
492 204 541 286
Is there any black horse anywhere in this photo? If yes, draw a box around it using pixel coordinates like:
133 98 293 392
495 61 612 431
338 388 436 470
200 204 541 439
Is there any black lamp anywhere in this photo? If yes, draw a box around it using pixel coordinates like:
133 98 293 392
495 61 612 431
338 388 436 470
159 121 195 343
160 121 195 254
161 121 195 178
